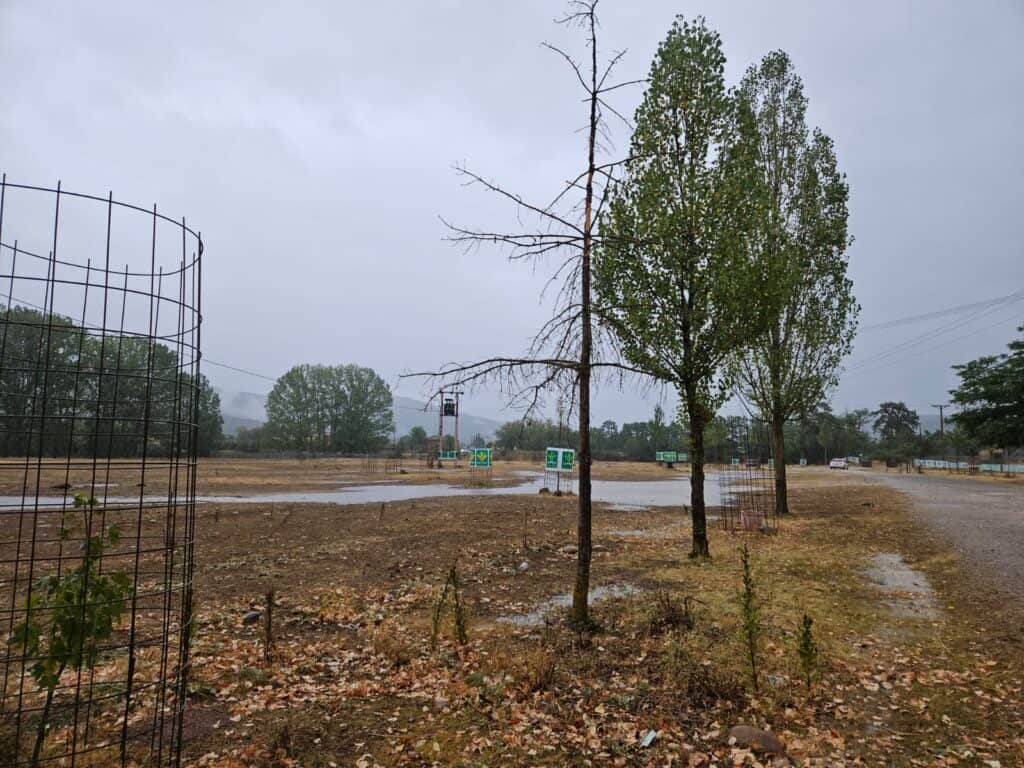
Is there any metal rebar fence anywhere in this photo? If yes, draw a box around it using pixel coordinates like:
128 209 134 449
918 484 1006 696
711 417 777 533
0 179 201 767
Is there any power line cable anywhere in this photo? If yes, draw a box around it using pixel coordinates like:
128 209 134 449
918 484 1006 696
847 292 1024 372
845 309 1022 379
859 289 1024 331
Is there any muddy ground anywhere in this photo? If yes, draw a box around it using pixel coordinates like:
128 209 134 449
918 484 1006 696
174 469 1024 766
3 463 1022 766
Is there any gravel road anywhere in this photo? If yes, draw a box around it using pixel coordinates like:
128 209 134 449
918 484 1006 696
864 471 1024 610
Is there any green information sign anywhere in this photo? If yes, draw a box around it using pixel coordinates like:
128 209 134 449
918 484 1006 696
655 451 664 462
560 449 575 471
546 447 575 473
545 449 559 470
470 448 492 467
663 451 677 463
439 450 458 460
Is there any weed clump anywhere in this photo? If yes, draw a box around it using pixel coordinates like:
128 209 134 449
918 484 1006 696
644 590 698 636
796 613 820 692
520 646 556 692
372 628 412 668
738 543 764 691
661 638 743 707
431 562 469 648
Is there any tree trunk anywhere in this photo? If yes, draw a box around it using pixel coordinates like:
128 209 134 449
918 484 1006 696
771 414 790 516
688 399 710 559
572 365 592 625
571 19 599 627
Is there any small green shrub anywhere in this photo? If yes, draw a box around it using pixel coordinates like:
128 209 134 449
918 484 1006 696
738 543 764 692
796 613 820 692
430 562 469 648
10 493 132 765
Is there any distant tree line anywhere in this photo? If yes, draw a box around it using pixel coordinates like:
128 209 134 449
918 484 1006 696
0 304 223 457
950 326 1024 457
227 363 394 454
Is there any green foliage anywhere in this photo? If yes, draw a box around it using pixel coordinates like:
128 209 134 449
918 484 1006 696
495 406 689 461
872 401 920 443
197 375 225 455
727 51 858 513
0 304 220 458
796 613 820 693
430 563 469 648
950 326 1024 451
264 363 394 453
10 493 132 763
737 544 764 691
595 16 764 556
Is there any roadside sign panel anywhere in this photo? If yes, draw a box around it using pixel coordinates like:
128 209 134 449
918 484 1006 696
560 449 575 471
545 448 559 470
663 451 677 463
470 448 492 467
655 451 664 462
546 447 575 473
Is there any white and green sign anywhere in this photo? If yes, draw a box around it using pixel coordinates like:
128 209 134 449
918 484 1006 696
561 449 575 471
655 451 664 462
439 450 458 460
662 451 677 463
470 448 492 467
546 447 575 473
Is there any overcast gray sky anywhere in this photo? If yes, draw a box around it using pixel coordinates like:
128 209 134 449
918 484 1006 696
2 0 1022 426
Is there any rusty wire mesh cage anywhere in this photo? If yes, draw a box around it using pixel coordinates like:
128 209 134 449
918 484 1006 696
711 417 776 533
0 178 201 766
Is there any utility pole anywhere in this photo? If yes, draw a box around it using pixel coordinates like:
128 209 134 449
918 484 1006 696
931 403 948 437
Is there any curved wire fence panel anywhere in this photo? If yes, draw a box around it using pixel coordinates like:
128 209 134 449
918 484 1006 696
709 417 776 533
0 179 201 767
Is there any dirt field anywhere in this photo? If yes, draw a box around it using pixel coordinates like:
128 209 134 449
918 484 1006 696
173 463 1023 766
4 461 1023 766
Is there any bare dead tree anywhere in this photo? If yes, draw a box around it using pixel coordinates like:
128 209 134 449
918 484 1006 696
405 1 646 626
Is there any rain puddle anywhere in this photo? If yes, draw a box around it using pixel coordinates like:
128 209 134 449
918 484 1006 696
866 553 939 620
0 473 721 509
497 583 641 627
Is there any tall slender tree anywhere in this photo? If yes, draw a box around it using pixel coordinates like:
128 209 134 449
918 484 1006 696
730 51 858 516
409 1 642 624
595 17 761 558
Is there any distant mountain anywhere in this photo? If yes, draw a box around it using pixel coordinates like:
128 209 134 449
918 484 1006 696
214 387 502 443
219 389 268 424
222 413 263 435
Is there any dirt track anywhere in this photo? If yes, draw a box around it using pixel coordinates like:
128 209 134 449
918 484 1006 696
863 471 1024 613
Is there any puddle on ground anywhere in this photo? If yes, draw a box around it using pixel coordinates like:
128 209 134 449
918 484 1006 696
497 583 641 627
0 473 722 510
866 553 939 620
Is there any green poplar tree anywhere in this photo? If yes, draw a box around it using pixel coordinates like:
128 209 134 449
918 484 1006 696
595 16 762 558
730 51 858 515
